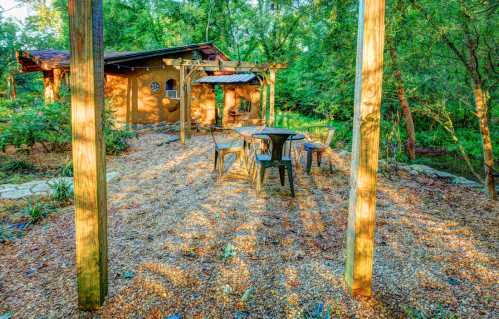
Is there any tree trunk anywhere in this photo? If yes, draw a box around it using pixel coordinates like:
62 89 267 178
472 82 496 199
465 35 496 200
389 46 416 160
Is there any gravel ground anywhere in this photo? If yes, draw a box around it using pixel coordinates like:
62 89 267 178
0 131 497 318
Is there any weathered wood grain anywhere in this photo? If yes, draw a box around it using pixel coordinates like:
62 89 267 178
68 0 108 309
345 0 386 296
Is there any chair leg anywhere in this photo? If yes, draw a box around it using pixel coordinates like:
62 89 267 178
214 150 219 171
287 164 295 197
317 151 322 167
256 164 266 194
306 150 313 175
218 153 225 178
279 166 285 186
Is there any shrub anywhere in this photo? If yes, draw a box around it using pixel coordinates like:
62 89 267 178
0 99 71 151
0 224 14 242
1 159 36 173
50 178 74 203
22 202 49 225
0 98 134 155
59 160 73 177
104 128 135 155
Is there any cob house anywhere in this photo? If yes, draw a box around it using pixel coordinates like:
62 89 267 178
16 42 284 129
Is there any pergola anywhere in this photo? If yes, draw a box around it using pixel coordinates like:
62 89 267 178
162 58 287 143
69 0 384 309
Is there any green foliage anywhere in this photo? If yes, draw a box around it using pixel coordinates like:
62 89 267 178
0 97 135 155
0 0 496 179
59 160 73 177
0 99 71 151
220 243 237 261
22 202 49 225
0 224 14 243
104 129 135 155
1 159 35 173
50 179 73 203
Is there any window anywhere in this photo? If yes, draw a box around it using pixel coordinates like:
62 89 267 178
239 98 251 113
165 79 177 99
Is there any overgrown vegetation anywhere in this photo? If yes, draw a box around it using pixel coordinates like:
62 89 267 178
0 96 135 155
50 178 73 203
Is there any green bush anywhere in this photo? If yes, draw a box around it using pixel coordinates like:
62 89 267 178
104 128 136 155
0 224 14 242
0 99 71 151
22 202 49 225
1 159 36 173
0 97 135 155
59 160 73 177
50 179 74 203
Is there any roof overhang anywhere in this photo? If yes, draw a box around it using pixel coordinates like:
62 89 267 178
16 42 230 73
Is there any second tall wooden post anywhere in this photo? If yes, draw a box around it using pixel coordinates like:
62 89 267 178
345 0 386 296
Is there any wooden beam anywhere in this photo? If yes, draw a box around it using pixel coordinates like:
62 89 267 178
179 65 186 144
345 0 386 297
268 69 276 127
68 0 108 309
163 58 287 73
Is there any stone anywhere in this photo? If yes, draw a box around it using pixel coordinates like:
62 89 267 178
30 182 51 193
1 188 32 199
0 184 17 191
106 171 119 182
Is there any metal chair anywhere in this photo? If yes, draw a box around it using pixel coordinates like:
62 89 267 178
254 130 296 197
209 126 246 179
302 126 335 175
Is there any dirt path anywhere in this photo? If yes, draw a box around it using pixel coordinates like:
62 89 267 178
0 131 497 318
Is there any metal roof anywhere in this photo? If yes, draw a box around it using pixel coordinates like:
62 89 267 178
194 73 257 84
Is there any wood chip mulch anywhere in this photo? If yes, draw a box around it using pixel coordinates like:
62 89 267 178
0 132 497 318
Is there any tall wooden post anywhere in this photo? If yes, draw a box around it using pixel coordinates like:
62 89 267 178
261 79 267 125
68 0 108 309
179 65 186 144
345 0 385 296
268 69 275 127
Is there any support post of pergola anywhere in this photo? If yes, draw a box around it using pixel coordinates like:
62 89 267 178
261 79 267 125
68 0 108 309
186 71 192 140
345 0 385 297
179 65 186 144
268 69 276 127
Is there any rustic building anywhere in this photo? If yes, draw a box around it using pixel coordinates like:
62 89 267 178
16 43 270 127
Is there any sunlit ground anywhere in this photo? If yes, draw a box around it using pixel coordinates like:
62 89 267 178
0 131 497 318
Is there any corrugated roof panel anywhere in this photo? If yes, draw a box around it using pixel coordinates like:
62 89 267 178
194 74 257 84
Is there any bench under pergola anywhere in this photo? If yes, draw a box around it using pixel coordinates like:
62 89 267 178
69 0 384 309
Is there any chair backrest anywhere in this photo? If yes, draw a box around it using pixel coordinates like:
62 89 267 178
324 127 336 146
303 125 335 146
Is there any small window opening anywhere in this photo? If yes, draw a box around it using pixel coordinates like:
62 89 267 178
165 79 177 99
239 97 251 113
